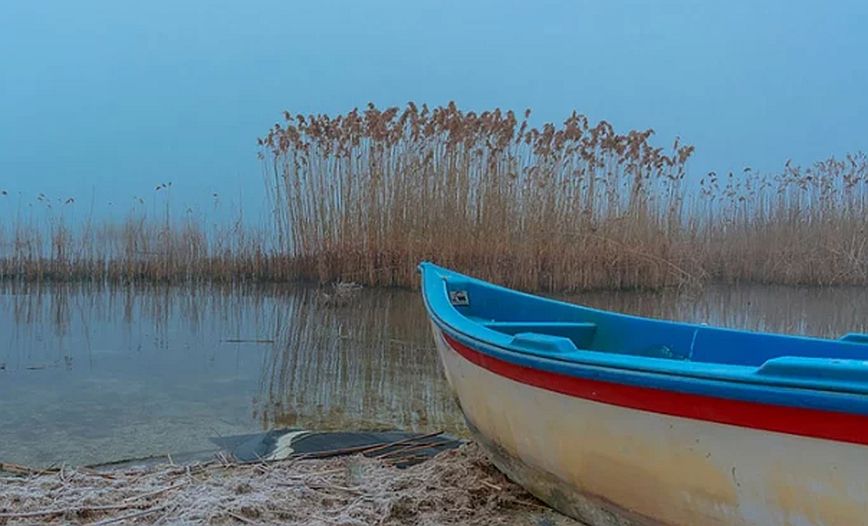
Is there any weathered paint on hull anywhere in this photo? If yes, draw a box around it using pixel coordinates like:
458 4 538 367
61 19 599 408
433 324 868 526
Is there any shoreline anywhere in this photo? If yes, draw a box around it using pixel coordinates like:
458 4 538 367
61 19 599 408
0 443 578 526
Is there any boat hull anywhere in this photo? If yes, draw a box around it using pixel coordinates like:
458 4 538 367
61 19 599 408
432 323 868 526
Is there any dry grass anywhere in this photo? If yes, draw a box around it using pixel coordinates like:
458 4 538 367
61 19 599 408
2 103 867 291
0 444 577 526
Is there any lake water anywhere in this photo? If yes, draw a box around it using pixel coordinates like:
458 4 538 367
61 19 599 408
2 283 868 467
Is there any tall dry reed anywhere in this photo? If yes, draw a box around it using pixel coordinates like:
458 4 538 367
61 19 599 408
260 102 696 291
0 195 289 285
3 102 867 291
700 154 868 285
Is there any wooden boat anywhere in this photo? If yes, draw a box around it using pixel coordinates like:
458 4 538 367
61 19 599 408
419 262 868 526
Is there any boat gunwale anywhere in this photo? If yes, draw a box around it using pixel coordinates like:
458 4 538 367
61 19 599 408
419 262 868 404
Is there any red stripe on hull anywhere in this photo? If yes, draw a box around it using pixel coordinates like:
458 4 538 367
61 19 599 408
442 332 868 446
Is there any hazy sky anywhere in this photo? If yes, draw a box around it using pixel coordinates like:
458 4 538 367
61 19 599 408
1 1 866 223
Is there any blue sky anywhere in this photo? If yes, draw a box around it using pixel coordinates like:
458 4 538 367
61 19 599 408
1 1 866 223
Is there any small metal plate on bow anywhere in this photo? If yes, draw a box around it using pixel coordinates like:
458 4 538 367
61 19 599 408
449 290 470 306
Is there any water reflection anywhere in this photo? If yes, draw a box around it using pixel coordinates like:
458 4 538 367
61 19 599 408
566 284 868 339
2 282 868 467
0 284 460 467
256 289 457 433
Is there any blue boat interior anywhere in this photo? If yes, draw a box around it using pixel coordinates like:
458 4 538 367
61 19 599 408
420 263 868 386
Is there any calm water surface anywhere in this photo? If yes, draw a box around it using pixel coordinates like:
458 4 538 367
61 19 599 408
2 283 867 467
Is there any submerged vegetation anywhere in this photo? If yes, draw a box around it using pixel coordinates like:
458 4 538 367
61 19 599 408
2 103 868 291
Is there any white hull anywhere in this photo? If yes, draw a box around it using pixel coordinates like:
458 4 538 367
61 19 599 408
434 325 868 526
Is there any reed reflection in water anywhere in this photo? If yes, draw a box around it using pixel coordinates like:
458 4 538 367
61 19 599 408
0 283 460 467
255 288 459 433
2 281 868 467
567 284 868 340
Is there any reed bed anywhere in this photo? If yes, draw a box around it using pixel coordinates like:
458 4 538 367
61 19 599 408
261 102 696 291
700 155 868 285
0 208 289 285
3 102 867 291
261 102 868 290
